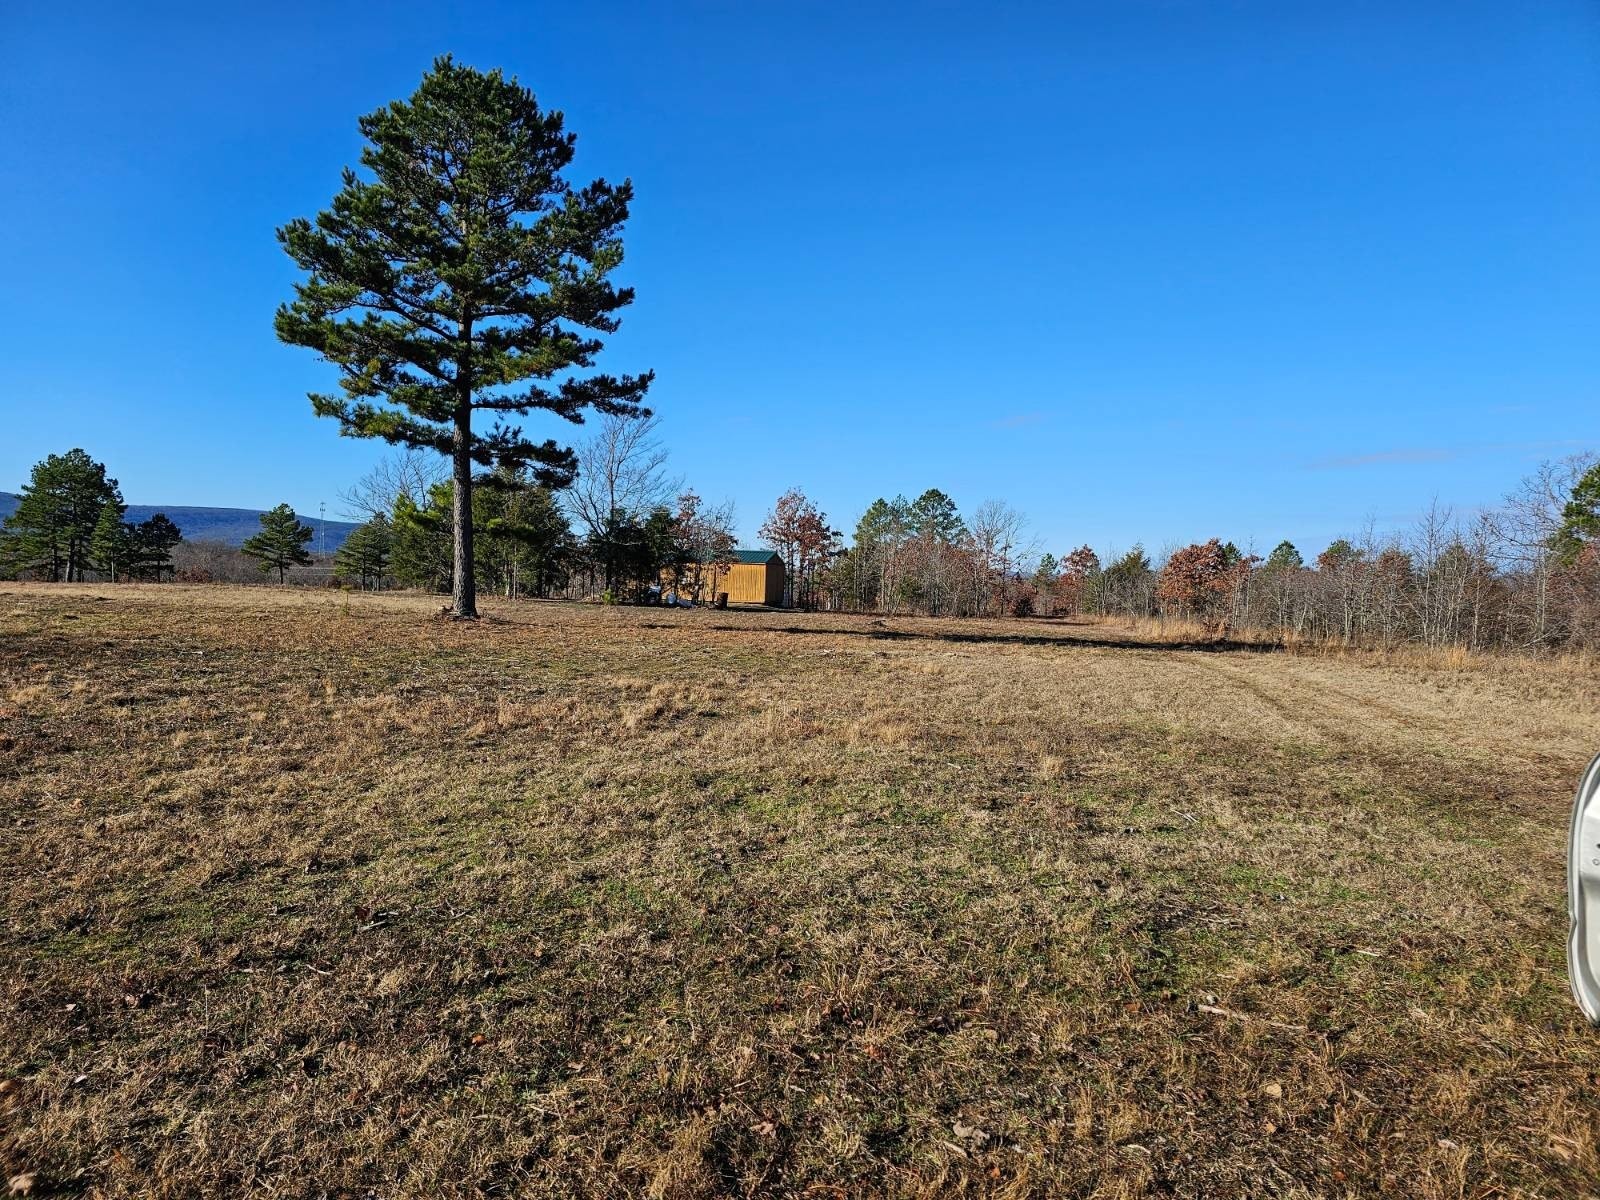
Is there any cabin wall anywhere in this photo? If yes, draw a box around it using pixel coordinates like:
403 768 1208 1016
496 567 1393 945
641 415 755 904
662 561 785 605
722 564 769 604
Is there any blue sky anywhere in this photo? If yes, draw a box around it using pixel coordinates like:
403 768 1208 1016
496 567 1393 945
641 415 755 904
2 2 1597 558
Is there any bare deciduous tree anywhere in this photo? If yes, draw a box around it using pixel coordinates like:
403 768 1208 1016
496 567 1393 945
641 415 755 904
340 448 449 522
568 413 677 540
966 500 1033 616
1489 453 1596 646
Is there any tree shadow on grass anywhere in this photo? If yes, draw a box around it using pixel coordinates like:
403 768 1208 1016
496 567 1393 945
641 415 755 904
639 620 1284 655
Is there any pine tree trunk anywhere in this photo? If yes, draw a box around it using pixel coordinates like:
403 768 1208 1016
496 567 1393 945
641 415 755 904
451 398 477 619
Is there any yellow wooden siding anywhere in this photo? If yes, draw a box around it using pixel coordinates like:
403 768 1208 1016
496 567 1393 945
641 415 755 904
726 562 787 605
664 561 785 605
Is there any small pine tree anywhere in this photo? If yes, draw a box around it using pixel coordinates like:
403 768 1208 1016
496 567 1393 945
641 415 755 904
1264 540 1303 571
391 485 453 592
334 515 394 590
907 489 966 543
90 500 131 581
242 504 314 583
129 514 183 580
1100 545 1154 616
1030 553 1060 616
1552 462 1600 565
480 479 575 598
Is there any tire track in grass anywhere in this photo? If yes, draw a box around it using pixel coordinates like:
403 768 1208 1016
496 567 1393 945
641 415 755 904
1270 654 1598 776
1189 653 1569 830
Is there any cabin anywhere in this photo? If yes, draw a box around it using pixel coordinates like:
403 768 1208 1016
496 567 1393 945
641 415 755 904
666 549 785 607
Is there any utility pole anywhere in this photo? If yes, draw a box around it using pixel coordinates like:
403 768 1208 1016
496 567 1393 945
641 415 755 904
319 502 326 558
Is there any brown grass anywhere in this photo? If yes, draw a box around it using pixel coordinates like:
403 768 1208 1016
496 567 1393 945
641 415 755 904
3 583 1600 1198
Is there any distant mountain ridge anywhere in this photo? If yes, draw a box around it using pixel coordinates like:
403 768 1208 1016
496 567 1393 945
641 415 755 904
0 492 357 552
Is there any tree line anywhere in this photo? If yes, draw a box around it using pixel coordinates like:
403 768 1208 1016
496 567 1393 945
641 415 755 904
12 440 1600 653
0 449 181 582
0 448 322 586
774 454 1600 652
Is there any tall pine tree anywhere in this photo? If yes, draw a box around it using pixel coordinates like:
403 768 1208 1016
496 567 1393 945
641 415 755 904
242 504 314 584
275 57 652 619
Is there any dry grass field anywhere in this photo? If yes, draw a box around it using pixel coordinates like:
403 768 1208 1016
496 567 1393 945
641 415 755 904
4 583 1600 1199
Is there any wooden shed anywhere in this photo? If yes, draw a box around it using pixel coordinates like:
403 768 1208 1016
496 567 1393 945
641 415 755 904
668 549 785 607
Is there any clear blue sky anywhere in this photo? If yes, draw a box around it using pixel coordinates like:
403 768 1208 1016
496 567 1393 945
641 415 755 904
2 2 1597 558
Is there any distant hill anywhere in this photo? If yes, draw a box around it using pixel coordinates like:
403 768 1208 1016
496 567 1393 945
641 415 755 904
0 492 358 552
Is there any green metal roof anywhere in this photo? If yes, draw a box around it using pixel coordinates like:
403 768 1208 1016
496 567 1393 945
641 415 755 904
732 549 781 565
